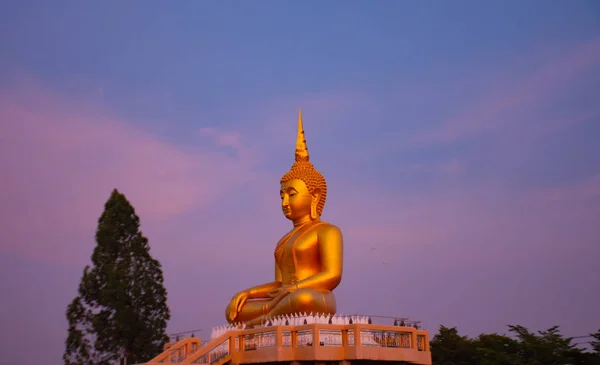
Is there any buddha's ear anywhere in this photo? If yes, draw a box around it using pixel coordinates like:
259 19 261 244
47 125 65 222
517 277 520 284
311 188 321 203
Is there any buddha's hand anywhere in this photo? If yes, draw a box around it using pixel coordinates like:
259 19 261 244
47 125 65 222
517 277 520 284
268 284 296 299
228 291 249 322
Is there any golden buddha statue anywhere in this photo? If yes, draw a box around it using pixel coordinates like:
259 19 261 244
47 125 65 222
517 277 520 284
225 109 343 326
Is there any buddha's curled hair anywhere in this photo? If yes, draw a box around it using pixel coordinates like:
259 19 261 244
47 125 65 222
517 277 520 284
280 161 327 217
282 109 328 216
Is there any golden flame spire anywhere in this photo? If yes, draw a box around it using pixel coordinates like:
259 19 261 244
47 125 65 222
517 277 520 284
295 108 310 162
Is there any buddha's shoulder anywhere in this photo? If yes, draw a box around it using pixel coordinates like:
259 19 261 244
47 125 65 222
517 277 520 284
315 221 343 235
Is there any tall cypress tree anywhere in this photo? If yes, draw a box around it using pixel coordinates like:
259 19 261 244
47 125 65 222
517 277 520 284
64 189 171 365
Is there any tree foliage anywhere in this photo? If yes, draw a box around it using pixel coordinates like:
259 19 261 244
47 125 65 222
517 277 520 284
431 325 600 365
591 329 600 354
64 189 171 365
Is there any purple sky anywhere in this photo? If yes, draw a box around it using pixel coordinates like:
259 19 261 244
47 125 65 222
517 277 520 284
1 1 600 364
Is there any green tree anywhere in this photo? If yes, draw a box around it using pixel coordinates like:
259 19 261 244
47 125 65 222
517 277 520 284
430 325 476 365
431 325 596 365
590 329 600 354
508 325 584 365
64 189 171 365
472 333 521 365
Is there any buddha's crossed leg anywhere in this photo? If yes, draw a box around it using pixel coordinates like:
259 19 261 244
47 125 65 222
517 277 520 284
230 288 337 326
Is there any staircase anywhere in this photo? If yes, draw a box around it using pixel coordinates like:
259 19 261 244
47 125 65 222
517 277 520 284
144 331 234 364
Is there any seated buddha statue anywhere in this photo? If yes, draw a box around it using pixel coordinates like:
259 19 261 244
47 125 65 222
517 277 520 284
225 110 343 326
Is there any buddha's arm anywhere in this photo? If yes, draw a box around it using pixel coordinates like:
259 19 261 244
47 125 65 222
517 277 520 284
243 262 283 299
295 225 343 291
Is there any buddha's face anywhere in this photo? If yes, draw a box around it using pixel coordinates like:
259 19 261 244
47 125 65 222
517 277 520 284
280 179 319 221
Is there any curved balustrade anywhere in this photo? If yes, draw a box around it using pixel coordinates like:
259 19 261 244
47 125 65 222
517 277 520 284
359 329 411 348
319 329 343 346
141 316 432 365
281 330 292 348
297 329 313 347
243 331 276 351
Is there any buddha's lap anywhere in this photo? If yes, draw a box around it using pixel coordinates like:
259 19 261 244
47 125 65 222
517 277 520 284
239 288 336 315
286 288 336 307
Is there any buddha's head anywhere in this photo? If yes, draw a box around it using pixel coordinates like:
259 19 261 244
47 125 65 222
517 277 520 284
280 110 327 221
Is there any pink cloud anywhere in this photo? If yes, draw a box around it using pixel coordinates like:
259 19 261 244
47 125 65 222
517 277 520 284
197 127 244 152
408 37 600 147
534 174 600 202
0 78 257 264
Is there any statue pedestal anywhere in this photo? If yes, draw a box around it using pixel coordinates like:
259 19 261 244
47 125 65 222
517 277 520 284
140 321 432 365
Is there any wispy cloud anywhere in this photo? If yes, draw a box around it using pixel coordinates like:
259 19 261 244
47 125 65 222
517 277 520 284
408 37 600 148
0 78 257 264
